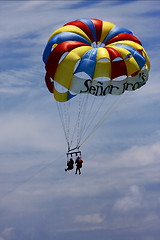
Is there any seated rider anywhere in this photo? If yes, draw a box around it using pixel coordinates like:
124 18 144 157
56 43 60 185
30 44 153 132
75 156 83 175
65 158 74 172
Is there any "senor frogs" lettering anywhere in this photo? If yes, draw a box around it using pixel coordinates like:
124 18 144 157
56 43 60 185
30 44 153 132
80 71 147 96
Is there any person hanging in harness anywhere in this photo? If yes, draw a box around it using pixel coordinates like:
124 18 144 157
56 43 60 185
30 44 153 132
65 158 74 172
75 156 83 175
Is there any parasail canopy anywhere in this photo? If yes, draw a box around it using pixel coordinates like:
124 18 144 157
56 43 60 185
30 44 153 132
42 18 150 153
43 18 150 103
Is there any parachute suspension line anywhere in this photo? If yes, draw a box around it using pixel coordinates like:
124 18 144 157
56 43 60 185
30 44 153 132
76 93 84 148
78 58 121 146
56 101 70 151
69 48 96 150
69 98 81 149
79 94 125 147
76 92 90 147
76 48 100 147
65 100 71 146
97 92 130 128
69 91 89 150
77 94 95 146
79 95 107 143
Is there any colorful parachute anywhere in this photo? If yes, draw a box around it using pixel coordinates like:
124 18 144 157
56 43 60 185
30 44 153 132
42 18 150 153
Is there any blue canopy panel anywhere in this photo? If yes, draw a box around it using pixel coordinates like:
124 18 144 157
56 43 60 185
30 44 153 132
74 48 98 79
103 26 133 44
76 18 97 42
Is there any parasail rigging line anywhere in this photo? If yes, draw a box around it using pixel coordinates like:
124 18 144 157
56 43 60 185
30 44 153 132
77 93 96 145
0 153 65 201
76 92 90 148
77 95 108 146
79 93 127 147
58 48 96 152
74 49 98 148
56 101 70 150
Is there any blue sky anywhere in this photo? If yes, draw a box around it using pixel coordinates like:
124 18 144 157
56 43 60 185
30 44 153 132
0 1 160 240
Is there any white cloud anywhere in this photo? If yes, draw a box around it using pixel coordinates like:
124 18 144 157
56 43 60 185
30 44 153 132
119 142 160 167
0 112 65 153
113 185 142 212
75 213 103 224
0 228 15 240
